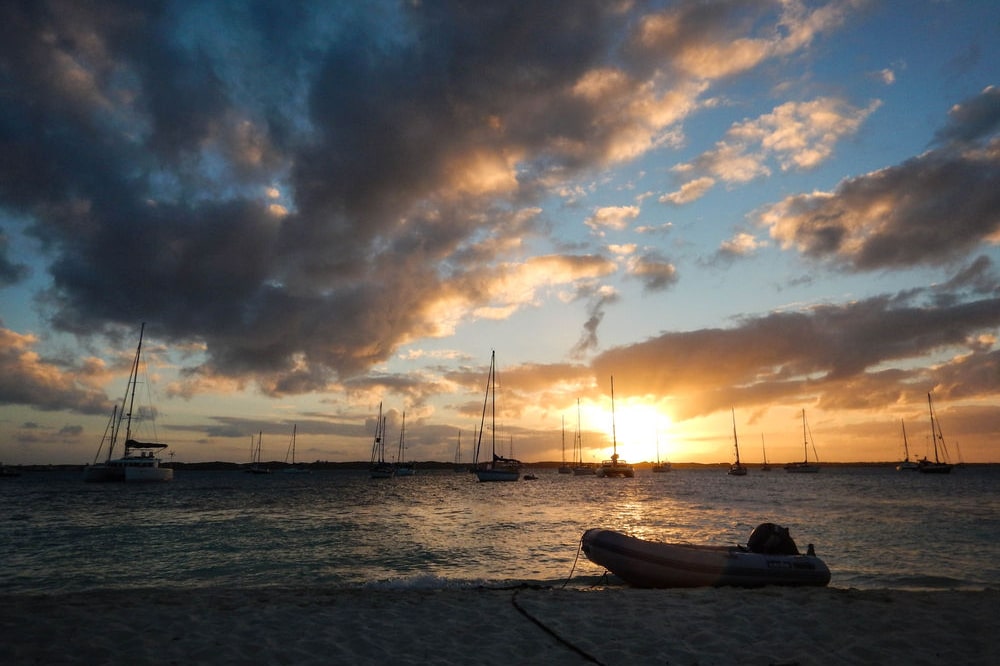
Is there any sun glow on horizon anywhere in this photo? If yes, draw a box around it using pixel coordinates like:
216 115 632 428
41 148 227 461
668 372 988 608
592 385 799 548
578 399 678 463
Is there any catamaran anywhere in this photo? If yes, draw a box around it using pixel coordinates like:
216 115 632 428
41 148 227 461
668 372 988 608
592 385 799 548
83 323 174 483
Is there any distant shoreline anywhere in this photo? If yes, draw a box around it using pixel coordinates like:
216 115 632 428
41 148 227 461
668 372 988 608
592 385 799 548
4 460 997 472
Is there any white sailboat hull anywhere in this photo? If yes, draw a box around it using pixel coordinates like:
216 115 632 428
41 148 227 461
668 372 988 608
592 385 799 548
81 465 125 482
125 465 174 482
83 456 173 482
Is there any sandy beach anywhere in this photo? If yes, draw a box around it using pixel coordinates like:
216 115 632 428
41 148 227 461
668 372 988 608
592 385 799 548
1 585 996 665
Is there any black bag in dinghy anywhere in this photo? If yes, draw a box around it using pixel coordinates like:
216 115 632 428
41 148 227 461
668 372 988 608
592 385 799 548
581 523 831 588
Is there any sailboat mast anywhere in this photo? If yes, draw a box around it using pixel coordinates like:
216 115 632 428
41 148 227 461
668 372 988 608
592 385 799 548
475 353 494 467
801 409 808 463
397 411 406 463
491 353 496 459
927 393 936 462
561 415 566 465
901 420 910 460
122 322 145 446
576 398 583 464
610 376 617 457
732 408 740 463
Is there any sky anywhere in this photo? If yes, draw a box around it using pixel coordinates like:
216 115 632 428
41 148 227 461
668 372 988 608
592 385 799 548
1 0 999 467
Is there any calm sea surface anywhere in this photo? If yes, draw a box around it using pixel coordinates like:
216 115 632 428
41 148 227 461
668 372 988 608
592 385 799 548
2 466 997 594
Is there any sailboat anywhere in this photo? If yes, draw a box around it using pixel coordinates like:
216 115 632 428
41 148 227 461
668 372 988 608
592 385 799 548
558 416 572 474
394 411 415 476
369 402 394 479
282 424 310 473
473 351 521 482
572 399 596 475
728 409 748 476
83 323 174 482
918 393 953 474
596 376 634 478
246 430 270 474
652 432 671 472
896 420 919 471
452 430 466 472
784 409 820 473
760 435 771 471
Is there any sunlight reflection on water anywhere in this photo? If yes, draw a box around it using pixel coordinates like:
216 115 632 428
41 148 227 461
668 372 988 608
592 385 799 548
2 466 997 593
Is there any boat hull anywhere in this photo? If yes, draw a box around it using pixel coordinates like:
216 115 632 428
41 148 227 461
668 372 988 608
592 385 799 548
125 465 174 482
596 462 634 478
475 468 520 482
917 461 952 474
83 460 173 482
581 529 831 588
82 464 125 482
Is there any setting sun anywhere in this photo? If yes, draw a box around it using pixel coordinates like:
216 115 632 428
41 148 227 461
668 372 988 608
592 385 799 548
579 397 673 463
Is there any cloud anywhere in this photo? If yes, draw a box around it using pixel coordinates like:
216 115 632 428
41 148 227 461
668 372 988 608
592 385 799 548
669 97 880 204
628 251 679 292
708 232 768 265
630 0 857 80
933 85 1000 147
571 285 620 359
591 283 1000 419
0 229 29 286
585 205 640 234
0 0 864 397
761 89 1000 271
659 177 715 205
0 328 111 414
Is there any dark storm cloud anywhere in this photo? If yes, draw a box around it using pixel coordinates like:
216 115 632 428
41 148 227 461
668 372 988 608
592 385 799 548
0 229 29 285
763 87 1000 271
0 0 649 390
0 0 876 401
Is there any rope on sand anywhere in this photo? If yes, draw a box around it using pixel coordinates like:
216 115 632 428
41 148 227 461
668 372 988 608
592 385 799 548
478 539 606 664
510 587 605 665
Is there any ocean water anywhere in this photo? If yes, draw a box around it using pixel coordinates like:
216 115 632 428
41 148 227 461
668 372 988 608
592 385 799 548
2 466 997 594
